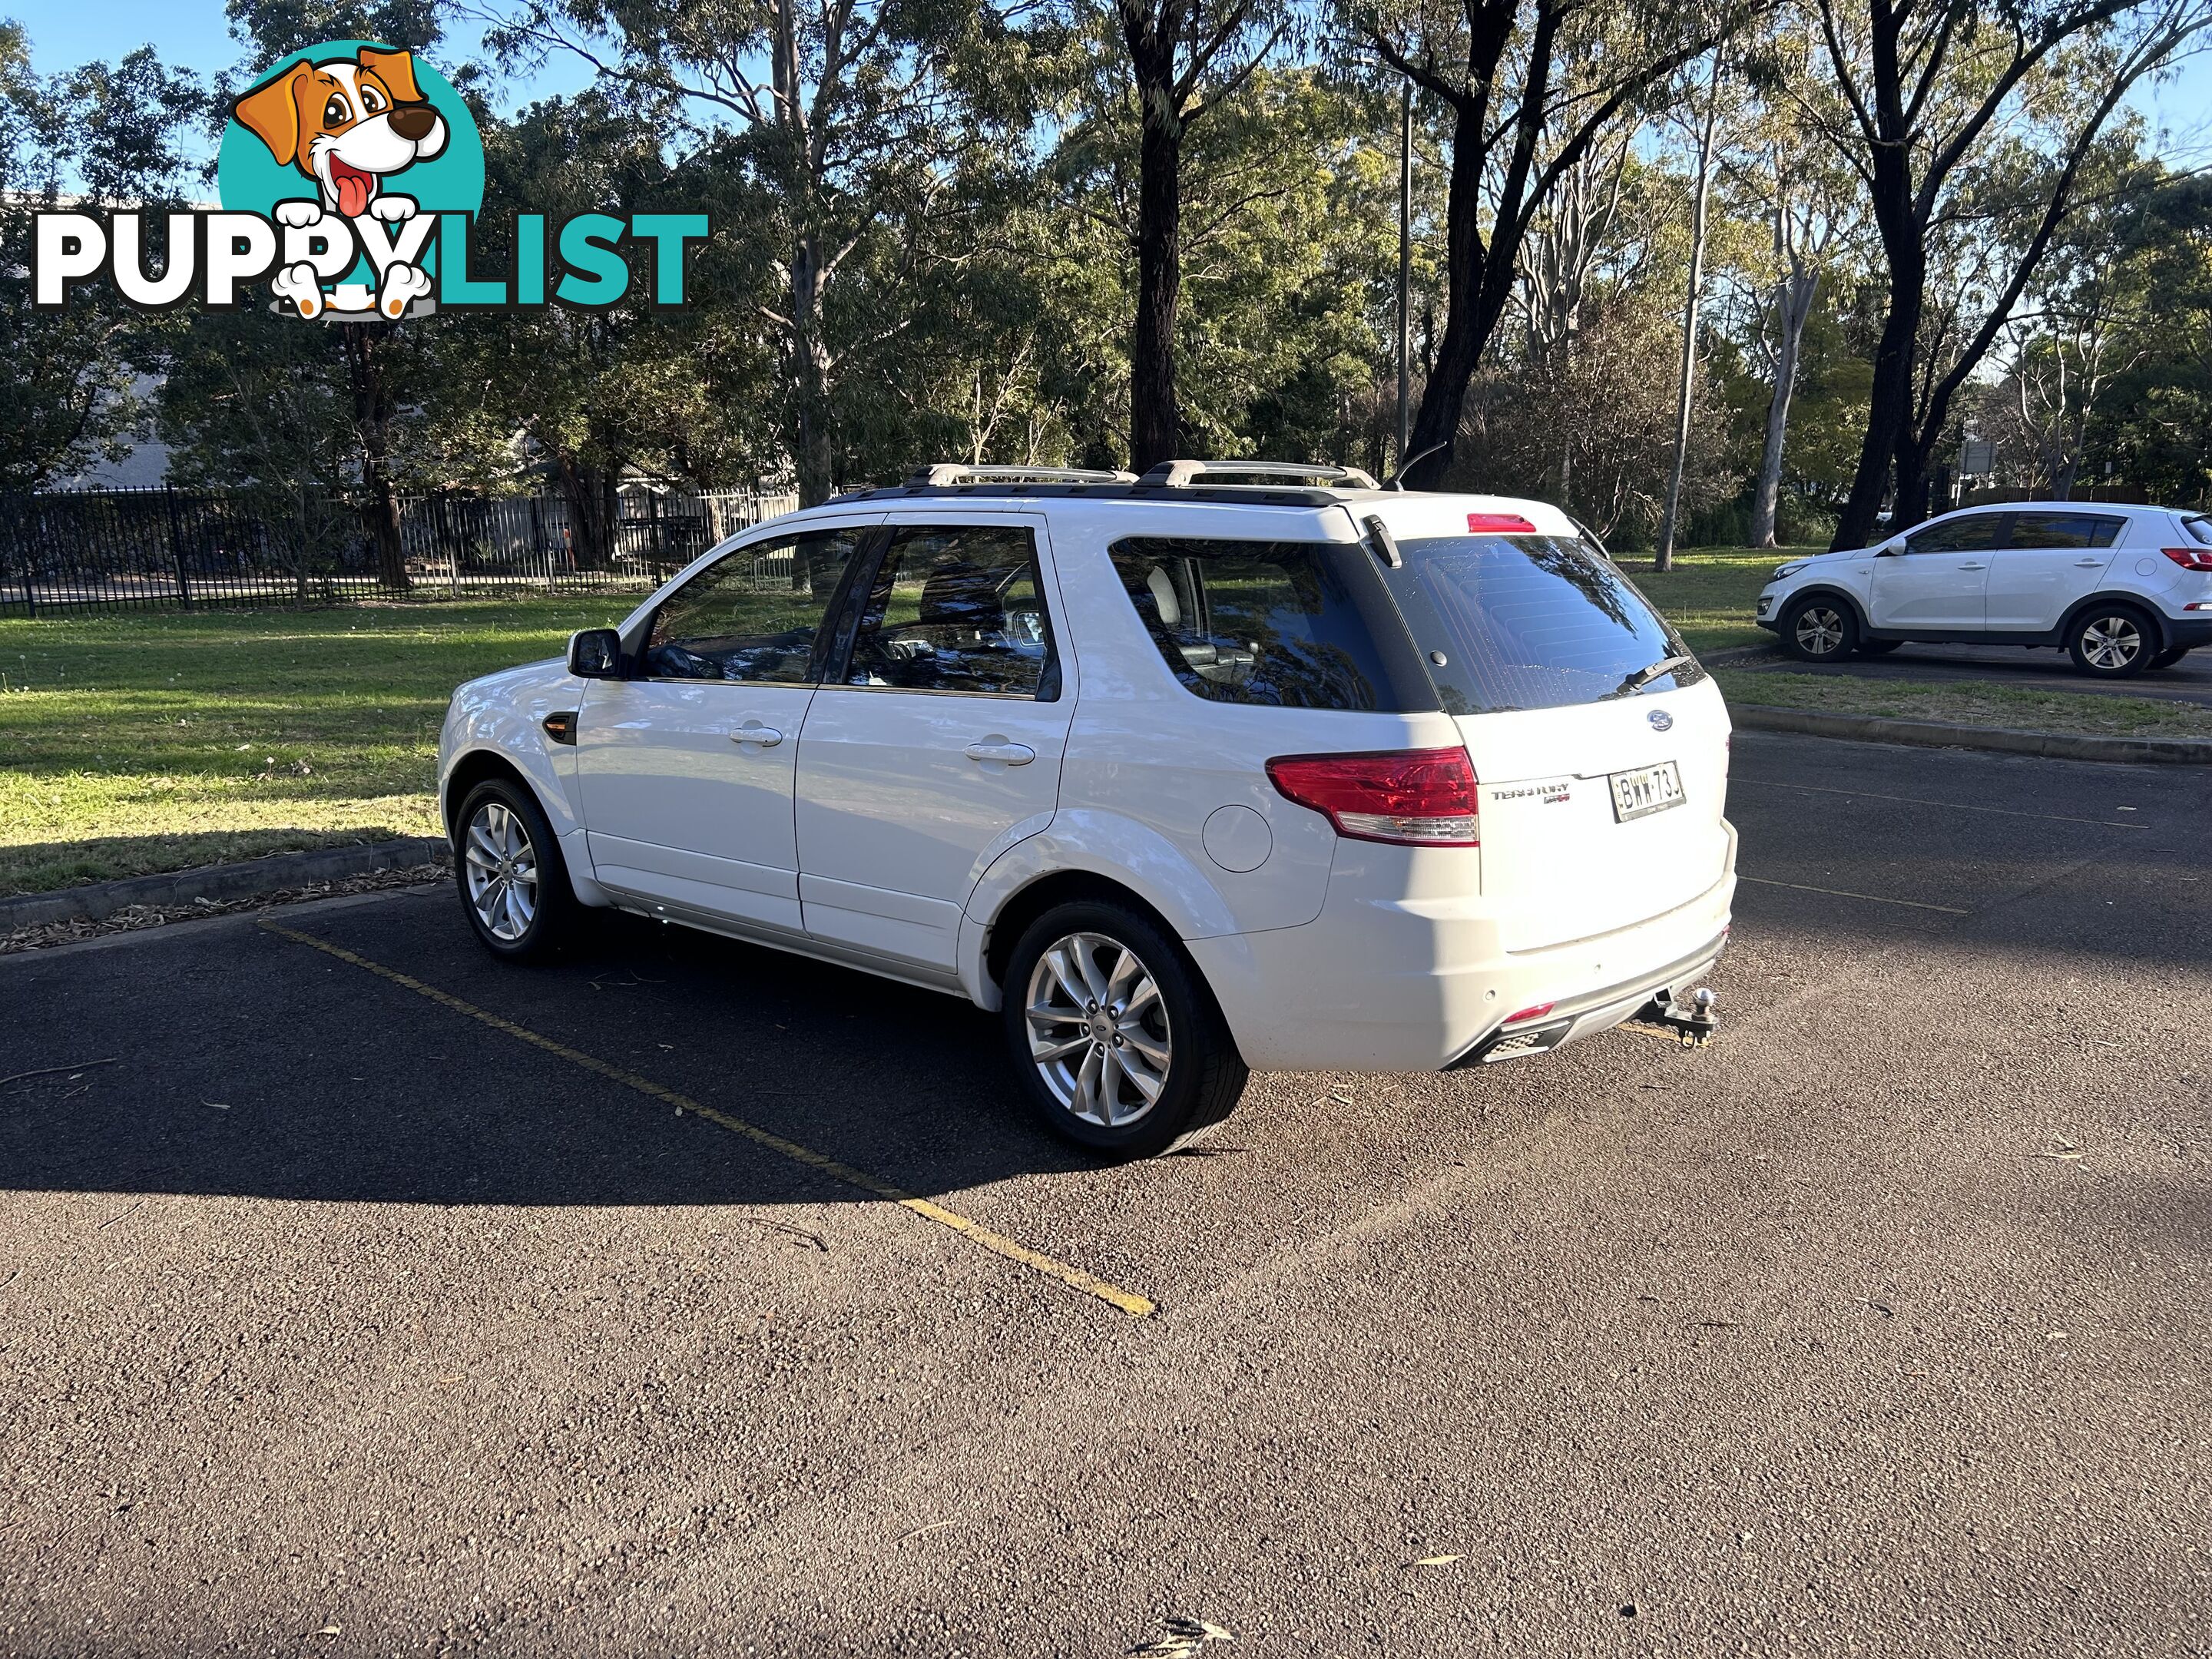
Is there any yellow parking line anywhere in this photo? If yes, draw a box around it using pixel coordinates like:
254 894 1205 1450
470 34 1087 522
257 918 1156 1319
1738 876 1970 915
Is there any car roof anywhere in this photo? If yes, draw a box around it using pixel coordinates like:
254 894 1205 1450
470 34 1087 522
803 482 1583 540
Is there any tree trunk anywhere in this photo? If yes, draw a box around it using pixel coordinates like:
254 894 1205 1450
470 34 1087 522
341 324 409 591
1656 60 1723 571
1833 215 1923 549
787 233 836 505
1750 266 1819 548
1402 94 1514 490
555 455 620 570
1129 87 1184 473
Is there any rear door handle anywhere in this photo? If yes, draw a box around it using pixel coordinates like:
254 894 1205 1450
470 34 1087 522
965 740 1036 766
730 723 783 747
2075 558 2104 567
1957 561 1987 571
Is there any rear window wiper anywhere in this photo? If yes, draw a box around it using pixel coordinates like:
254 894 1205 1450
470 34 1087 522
1605 654 1694 700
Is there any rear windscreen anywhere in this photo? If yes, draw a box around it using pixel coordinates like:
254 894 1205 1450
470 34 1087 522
1108 537 1438 712
1379 535 1704 716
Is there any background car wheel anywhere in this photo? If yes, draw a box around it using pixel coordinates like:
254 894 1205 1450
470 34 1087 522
455 777 579 961
1856 639 1902 656
2066 605 2155 678
1780 596 1858 663
1002 899 1248 1157
2150 644 2192 671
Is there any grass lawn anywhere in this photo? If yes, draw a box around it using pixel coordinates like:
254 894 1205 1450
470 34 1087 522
1714 668 2212 740
1622 546 1796 656
0 596 639 896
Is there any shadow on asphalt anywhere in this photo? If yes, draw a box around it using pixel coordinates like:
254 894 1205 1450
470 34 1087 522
2 894 1106 1210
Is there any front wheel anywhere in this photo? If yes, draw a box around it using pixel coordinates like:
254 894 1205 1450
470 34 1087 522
455 777 580 961
1780 595 1858 663
2066 605 2155 678
1002 900 1248 1157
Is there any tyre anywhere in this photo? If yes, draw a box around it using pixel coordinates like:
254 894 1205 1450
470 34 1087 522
1780 595 1858 663
1856 639 1902 656
1001 899 1249 1157
454 776 580 961
2150 644 2192 671
2065 604 2156 678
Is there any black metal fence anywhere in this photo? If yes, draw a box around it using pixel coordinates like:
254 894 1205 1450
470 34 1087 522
0 484 800 616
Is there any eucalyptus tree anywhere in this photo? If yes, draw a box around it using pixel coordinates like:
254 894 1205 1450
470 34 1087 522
1344 0 1755 488
488 0 1031 504
1810 0 2212 546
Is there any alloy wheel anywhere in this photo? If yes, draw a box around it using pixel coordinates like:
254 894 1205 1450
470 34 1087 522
2080 614 2144 671
1794 606 1846 657
1023 932 1173 1128
464 800 538 942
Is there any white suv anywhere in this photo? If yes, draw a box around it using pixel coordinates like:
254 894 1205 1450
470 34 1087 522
1757 502 2212 677
439 463 1737 1154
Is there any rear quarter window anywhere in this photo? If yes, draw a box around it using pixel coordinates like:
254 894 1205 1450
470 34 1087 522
1108 537 1437 713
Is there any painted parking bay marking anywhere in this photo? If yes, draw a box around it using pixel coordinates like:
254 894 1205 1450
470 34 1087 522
1737 876 1970 916
258 918 1157 1319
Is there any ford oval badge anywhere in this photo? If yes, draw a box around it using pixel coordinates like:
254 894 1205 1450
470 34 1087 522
1647 708 1674 733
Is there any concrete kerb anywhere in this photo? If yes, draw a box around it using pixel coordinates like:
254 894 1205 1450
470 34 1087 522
1730 704 2212 766
2 836 452 932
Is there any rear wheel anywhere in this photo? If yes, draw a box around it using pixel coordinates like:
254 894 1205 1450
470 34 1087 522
1780 596 1858 663
1002 900 1247 1157
2066 604 2155 678
2150 644 2192 671
455 777 579 961
1856 638 1902 656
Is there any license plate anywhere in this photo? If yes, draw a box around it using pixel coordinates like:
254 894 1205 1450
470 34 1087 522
1609 761 1684 823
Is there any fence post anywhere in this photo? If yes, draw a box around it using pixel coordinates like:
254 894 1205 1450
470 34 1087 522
162 485 193 610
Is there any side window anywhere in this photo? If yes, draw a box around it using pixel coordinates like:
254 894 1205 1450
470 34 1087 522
1108 537 1426 712
2008 512 2124 550
1906 513 2009 555
643 528 867 684
844 525 1058 698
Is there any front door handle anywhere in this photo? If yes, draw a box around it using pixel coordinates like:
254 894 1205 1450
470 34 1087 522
1956 561 1987 571
965 740 1036 766
730 722 783 748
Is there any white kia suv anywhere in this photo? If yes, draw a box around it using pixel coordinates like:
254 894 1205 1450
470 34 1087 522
439 462 1737 1154
1756 502 2212 677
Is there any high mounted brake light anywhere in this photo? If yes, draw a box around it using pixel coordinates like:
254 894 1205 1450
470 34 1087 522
1467 512 1538 534
1266 748 1480 846
2161 546 2212 571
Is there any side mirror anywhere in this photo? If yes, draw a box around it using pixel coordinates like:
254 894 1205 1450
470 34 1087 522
567 628 624 678
1875 541 1904 557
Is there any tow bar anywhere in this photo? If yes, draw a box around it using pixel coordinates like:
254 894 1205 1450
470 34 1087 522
1630 985 1719 1048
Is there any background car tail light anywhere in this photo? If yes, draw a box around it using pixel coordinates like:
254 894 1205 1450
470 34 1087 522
1266 748 1480 846
2161 546 2212 571
1467 512 1538 534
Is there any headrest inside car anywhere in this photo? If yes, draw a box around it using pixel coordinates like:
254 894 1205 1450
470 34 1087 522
1145 565 1182 627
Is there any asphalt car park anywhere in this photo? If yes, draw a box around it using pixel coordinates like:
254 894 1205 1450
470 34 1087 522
3 730 2209 1657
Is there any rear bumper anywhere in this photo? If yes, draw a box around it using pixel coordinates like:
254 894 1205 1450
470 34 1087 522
2163 617 2212 648
1186 823 1737 1073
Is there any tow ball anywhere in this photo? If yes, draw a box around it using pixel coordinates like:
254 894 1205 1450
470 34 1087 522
1634 985 1719 1048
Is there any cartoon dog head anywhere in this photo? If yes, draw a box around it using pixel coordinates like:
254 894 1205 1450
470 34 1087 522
233 48 449 220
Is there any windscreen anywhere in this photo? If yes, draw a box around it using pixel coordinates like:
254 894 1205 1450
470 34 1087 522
1378 534 1704 716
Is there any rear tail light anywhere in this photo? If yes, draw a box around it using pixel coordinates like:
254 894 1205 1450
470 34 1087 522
1503 1002 1554 1025
1467 512 1538 534
2161 547 2212 571
1266 748 1480 846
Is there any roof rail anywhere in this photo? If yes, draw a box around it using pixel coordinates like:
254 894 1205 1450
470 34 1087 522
1137 459 1381 490
906 463 1137 486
